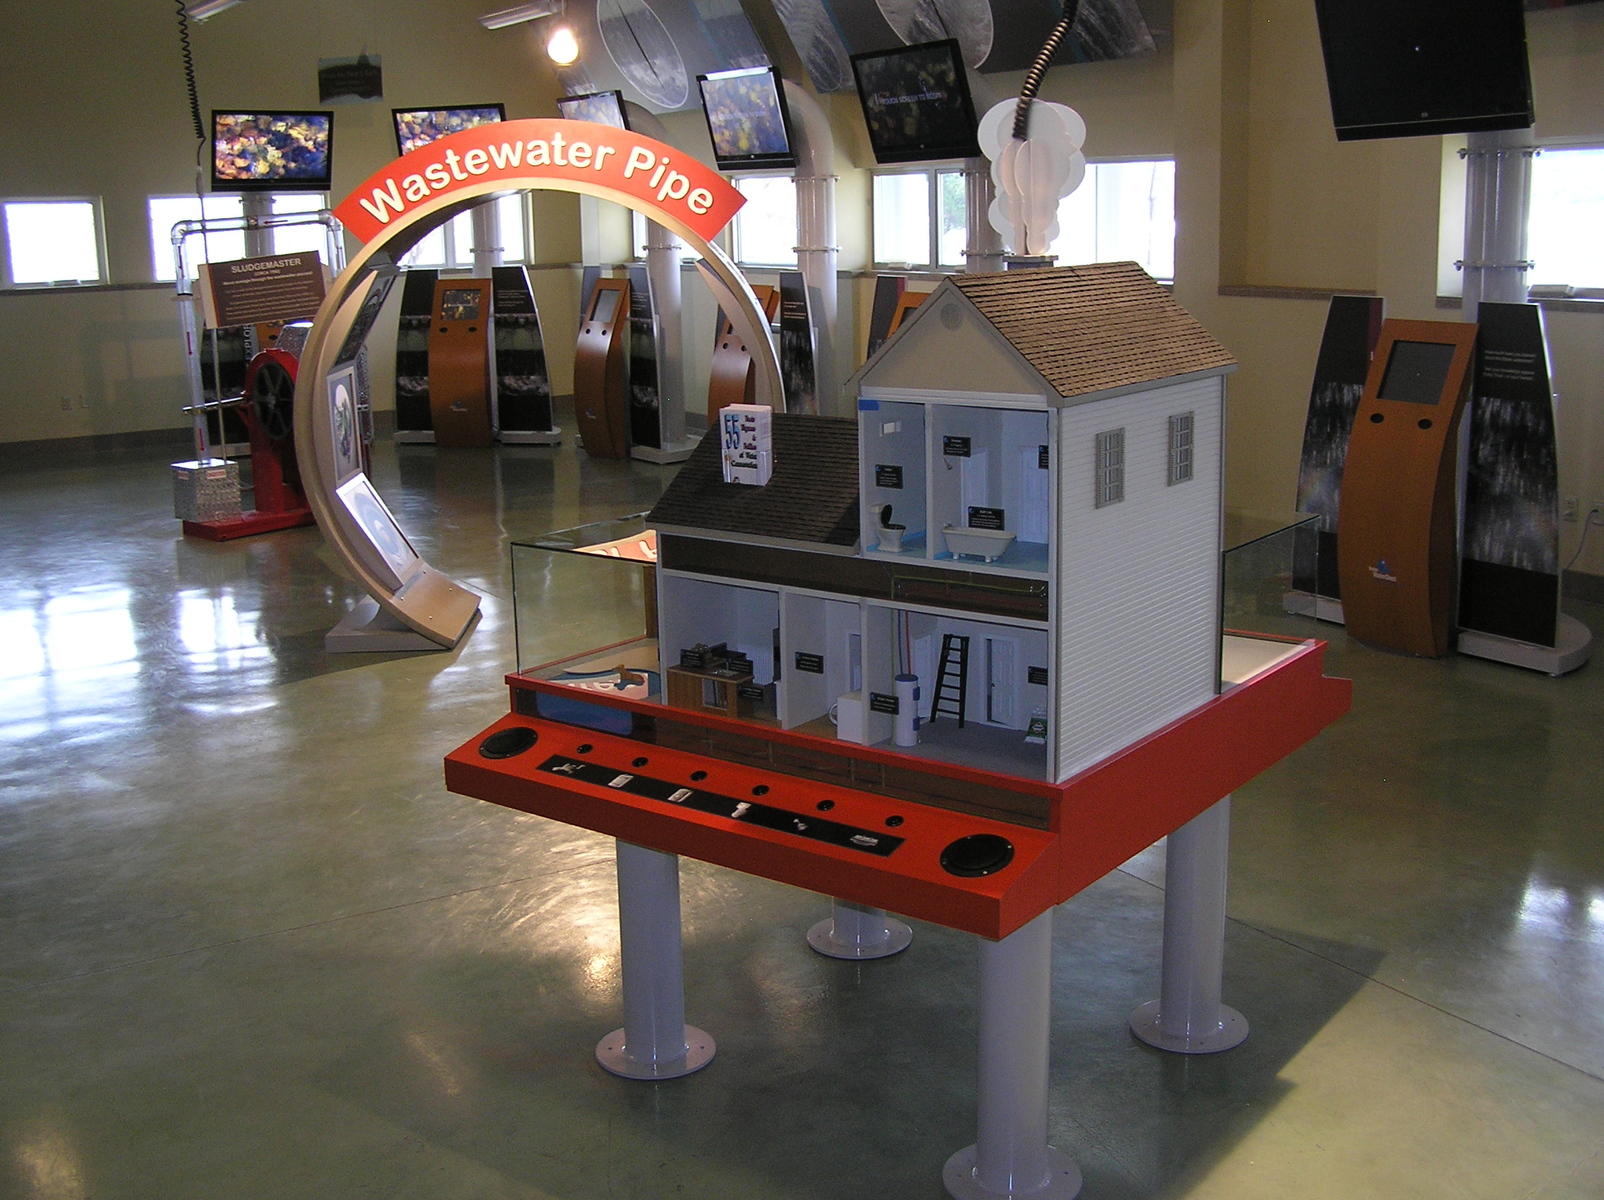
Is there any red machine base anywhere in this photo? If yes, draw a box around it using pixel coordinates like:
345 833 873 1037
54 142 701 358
182 507 315 542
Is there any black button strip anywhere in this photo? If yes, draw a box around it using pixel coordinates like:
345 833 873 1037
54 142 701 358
536 755 904 858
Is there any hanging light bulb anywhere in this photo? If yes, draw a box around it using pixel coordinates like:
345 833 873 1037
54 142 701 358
546 23 579 65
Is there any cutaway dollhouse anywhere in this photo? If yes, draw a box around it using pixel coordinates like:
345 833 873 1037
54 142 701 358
642 262 1237 784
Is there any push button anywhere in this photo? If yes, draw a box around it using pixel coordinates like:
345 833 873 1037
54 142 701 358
940 834 1015 877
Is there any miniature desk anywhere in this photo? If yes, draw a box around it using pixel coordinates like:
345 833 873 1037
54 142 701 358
449 515 1350 1199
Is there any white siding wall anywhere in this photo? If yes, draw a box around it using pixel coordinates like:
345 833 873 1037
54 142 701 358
1053 377 1224 780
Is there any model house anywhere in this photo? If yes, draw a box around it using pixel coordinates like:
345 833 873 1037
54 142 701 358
646 262 1237 783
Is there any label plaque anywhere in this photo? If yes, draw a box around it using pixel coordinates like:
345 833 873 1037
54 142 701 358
942 435 971 458
868 692 900 715
874 464 904 489
794 652 824 674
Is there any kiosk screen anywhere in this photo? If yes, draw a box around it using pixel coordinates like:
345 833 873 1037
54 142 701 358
850 39 981 165
1378 340 1456 405
440 289 482 321
589 288 620 323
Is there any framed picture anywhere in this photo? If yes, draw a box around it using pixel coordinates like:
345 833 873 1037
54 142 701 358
326 363 362 484
334 474 420 592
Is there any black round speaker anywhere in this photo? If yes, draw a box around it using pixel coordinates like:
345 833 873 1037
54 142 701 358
940 834 1015 878
478 726 538 759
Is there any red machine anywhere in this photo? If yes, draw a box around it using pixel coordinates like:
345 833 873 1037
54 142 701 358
182 347 317 541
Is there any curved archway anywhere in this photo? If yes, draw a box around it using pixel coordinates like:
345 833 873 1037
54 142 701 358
294 121 783 649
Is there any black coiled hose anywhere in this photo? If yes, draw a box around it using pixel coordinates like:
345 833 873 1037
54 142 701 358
1011 1 1082 142
176 0 204 142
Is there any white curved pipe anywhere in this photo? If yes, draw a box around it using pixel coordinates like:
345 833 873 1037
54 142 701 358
782 79 840 415
623 102 688 440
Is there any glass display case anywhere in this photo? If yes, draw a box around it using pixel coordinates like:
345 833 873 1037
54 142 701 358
1220 509 1322 686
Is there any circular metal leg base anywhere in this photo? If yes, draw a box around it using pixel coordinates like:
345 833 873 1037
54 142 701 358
1128 1000 1249 1054
595 1026 716 1080
807 916 913 960
942 1145 1081 1200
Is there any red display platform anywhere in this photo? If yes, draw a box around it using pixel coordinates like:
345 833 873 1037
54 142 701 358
446 637 1350 939
182 507 315 542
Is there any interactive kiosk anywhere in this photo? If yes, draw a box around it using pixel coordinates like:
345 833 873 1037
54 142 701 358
490 265 560 445
1336 319 1477 658
707 286 779 410
574 276 632 459
394 269 438 442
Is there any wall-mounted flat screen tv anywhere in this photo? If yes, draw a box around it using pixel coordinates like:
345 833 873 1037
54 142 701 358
557 90 631 129
850 39 981 164
697 66 796 170
212 112 334 192
1314 0 1533 141
392 105 506 156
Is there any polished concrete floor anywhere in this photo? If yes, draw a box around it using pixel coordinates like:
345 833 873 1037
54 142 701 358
3 432 1603 1200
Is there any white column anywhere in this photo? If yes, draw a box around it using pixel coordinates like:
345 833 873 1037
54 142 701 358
595 841 716 1079
1460 128 1534 323
784 81 840 417
964 157 1005 274
646 221 687 448
470 200 502 277
1128 796 1249 1053
241 192 272 259
807 898 912 960
944 911 1080 1200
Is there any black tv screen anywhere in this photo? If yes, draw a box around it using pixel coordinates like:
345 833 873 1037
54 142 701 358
392 105 505 156
557 90 630 130
697 66 796 170
851 39 981 164
212 112 333 192
1379 341 1457 404
1314 0 1534 141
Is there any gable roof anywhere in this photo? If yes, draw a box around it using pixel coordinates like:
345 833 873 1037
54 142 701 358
853 262 1235 404
648 414 859 552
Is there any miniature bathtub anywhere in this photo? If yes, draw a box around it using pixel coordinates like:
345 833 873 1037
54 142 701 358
942 525 1016 562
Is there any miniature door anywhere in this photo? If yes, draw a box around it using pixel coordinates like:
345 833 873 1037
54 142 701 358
428 279 494 448
574 277 631 459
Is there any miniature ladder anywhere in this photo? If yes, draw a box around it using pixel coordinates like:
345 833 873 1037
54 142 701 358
929 634 970 728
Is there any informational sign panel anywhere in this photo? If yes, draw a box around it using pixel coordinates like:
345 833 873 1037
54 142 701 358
490 265 553 435
866 274 906 358
1294 295 1386 598
626 263 661 449
1458 302 1561 647
778 271 816 415
200 252 326 328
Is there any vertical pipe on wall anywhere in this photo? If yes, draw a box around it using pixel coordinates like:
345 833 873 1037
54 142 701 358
471 201 503 277
1461 128 1534 323
783 80 841 416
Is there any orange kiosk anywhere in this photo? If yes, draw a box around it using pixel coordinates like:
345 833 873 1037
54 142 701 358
427 278 495 448
1336 319 1477 657
706 285 779 409
574 276 631 459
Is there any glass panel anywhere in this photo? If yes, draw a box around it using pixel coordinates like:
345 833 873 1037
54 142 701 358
1220 511 1322 671
5 201 101 285
511 514 656 673
1528 147 1604 289
399 223 447 268
873 171 931 266
270 193 327 258
733 175 797 265
937 169 967 267
1096 160 1175 281
148 195 245 281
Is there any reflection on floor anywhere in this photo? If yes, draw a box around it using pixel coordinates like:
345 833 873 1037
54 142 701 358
2 426 1602 1200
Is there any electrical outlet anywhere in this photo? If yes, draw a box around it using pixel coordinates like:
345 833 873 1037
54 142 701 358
1590 500 1604 527
1564 498 1580 522
59 395 72 411
78 395 88 409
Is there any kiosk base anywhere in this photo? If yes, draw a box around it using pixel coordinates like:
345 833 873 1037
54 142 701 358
499 427 563 446
1458 613 1592 677
630 433 702 465
1283 590 1344 624
393 430 435 444
325 596 441 654
182 507 315 542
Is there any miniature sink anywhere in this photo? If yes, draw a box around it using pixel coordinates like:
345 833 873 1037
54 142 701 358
943 525 1016 562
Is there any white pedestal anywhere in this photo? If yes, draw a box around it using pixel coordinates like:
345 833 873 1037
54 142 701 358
393 430 435 444
807 899 912 960
499 426 563 446
1129 796 1249 1054
630 433 702 465
944 911 1081 1200
324 596 442 654
595 841 715 1080
1457 613 1592 676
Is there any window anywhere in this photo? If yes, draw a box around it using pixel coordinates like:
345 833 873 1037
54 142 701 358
1527 147 1604 293
400 194 528 269
1095 428 1125 508
269 194 330 259
872 168 966 269
3 199 105 287
630 209 695 261
148 195 246 282
731 175 796 266
1167 412 1194 485
1049 160 1175 283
